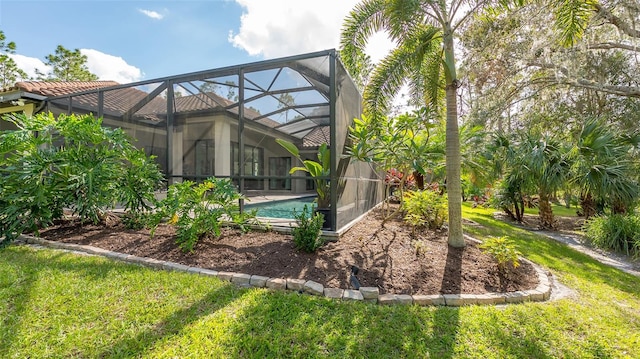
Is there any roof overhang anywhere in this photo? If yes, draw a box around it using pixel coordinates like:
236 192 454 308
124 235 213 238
0 90 47 104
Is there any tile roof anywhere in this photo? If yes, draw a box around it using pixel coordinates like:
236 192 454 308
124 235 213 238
302 126 330 148
10 80 322 144
14 81 120 97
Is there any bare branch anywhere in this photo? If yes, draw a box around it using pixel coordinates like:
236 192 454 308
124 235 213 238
587 42 640 52
526 61 640 98
593 3 640 39
534 75 640 98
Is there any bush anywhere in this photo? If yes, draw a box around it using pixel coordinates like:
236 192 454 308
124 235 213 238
402 190 448 231
0 113 162 243
291 204 324 252
583 214 640 258
149 178 257 252
479 236 521 272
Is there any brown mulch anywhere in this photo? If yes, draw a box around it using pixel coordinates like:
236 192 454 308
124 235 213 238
37 206 539 295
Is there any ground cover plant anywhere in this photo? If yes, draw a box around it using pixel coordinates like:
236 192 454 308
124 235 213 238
2 204 638 358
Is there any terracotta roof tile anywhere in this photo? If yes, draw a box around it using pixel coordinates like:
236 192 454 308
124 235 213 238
303 126 330 148
15 81 119 97
14 81 322 142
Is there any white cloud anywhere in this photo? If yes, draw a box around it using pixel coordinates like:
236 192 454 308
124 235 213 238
81 49 143 83
8 54 50 80
229 0 393 61
138 9 164 20
9 50 142 84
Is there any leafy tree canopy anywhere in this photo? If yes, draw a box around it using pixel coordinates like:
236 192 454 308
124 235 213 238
37 45 98 81
0 30 28 88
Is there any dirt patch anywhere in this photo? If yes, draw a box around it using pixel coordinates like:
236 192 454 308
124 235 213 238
38 207 539 295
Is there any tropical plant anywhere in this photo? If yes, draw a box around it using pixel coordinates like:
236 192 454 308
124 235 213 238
479 236 521 273
0 112 163 244
569 118 640 218
341 0 495 247
489 179 525 222
487 128 569 229
291 204 325 252
403 189 448 233
519 131 570 229
348 108 442 220
276 139 331 208
148 178 256 252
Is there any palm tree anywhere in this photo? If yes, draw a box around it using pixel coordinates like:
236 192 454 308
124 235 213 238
570 118 640 218
341 0 483 247
519 132 570 229
340 0 618 244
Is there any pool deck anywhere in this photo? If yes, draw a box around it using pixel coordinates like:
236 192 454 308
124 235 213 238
244 194 316 205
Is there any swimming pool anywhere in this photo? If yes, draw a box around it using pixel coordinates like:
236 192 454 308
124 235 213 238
245 196 316 219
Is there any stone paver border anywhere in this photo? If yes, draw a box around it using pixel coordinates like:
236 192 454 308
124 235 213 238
19 234 552 306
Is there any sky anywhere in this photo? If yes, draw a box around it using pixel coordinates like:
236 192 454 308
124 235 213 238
0 0 393 84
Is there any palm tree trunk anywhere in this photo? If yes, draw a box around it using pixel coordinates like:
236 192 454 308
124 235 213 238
443 28 464 248
580 192 596 218
538 191 555 229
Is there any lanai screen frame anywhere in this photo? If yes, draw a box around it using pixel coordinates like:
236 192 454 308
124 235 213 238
43 49 385 232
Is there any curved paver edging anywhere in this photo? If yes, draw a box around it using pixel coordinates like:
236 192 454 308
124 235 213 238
19 234 552 306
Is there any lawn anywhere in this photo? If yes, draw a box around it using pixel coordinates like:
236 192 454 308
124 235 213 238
523 202 579 217
1 205 639 358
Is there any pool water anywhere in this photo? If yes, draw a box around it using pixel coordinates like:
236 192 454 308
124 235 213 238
246 197 316 219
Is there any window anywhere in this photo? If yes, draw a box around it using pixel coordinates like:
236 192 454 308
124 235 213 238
231 142 264 190
194 140 214 178
269 157 291 190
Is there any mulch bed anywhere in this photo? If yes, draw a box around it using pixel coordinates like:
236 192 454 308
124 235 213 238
37 206 539 295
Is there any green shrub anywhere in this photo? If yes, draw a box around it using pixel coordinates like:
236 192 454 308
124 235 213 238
149 178 257 252
402 190 448 230
291 204 324 252
583 214 640 258
0 113 163 243
479 236 521 272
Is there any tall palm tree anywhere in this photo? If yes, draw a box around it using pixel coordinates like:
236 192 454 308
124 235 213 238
340 0 613 245
341 0 496 247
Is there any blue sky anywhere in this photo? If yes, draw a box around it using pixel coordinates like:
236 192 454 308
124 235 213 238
0 0 391 84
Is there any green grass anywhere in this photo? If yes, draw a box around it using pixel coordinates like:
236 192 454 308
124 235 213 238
1 206 639 358
523 202 579 217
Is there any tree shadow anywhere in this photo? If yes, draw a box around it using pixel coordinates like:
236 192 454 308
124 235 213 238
96 285 246 358
214 288 463 357
441 244 463 294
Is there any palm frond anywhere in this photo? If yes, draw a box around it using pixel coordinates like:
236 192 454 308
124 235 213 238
363 45 422 119
383 0 425 41
340 0 388 79
554 0 596 46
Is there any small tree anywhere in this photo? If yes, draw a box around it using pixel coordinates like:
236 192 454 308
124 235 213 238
37 45 98 81
0 31 28 87
570 118 640 218
348 108 442 221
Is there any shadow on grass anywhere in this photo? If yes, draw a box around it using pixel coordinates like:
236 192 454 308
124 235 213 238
96 285 246 358
213 289 462 358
